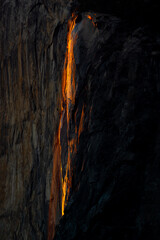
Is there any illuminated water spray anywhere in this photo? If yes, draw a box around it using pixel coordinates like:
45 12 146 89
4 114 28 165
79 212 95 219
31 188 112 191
48 14 96 240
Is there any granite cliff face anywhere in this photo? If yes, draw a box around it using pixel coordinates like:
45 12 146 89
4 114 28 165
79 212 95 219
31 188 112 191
0 0 71 239
0 0 160 240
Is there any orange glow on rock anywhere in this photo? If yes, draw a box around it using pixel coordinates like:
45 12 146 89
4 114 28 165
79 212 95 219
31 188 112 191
78 106 85 143
87 15 97 27
48 119 62 240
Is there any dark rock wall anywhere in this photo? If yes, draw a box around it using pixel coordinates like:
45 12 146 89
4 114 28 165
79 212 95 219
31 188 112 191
0 0 160 240
77 0 160 25
54 13 160 240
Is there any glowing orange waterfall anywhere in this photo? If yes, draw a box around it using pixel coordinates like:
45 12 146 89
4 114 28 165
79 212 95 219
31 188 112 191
48 14 78 240
61 14 78 216
48 13 95 240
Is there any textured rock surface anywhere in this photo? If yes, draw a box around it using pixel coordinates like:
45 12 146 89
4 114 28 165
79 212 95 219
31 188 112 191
54 12 160 240
0 0 160 240
0 0 72 239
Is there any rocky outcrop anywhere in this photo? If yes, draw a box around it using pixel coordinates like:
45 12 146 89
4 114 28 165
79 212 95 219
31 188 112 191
0 0 160 240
